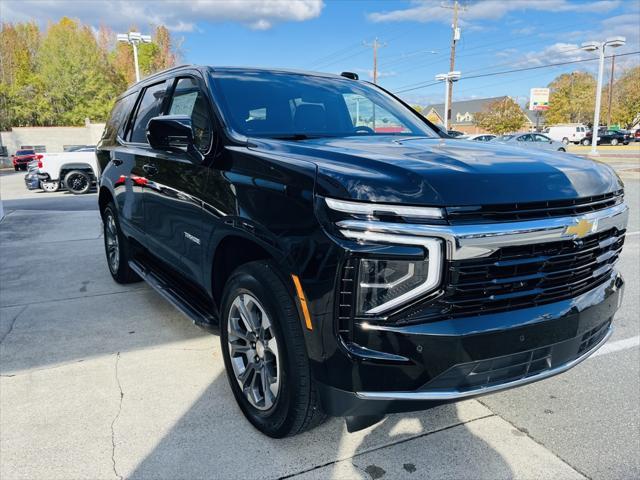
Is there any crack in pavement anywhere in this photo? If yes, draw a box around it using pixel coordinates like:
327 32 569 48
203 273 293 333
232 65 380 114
110 352 124 480
0 305 28 345
279 413 496 479
1 287 149 309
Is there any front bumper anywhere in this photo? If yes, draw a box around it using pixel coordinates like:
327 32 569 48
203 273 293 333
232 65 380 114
315 201 628 417
318 272 622 416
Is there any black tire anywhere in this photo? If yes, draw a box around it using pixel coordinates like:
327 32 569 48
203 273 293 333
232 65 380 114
64 170 92 195
14 166 19 171
611 138 619 146
582 138 590 146
102 202 141 283
558 147 566 152
220 261 326 437
562 137 569 145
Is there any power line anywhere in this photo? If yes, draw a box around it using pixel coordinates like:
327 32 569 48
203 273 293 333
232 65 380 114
393 50 640 94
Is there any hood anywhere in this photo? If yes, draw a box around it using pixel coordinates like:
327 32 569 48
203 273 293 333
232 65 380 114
248 136 622 206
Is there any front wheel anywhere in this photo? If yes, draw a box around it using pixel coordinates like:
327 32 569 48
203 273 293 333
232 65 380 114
582 138 591 146
610 138 619 146
558 147 566 152
64 170 92 194
562 137 569 145
220 261 325 437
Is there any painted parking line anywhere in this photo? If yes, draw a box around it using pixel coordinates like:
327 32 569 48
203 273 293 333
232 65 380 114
591 335 640 358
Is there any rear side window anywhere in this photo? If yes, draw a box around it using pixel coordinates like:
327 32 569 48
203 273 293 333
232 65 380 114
130 82 167 143
103 93 136 142
168 77 213 152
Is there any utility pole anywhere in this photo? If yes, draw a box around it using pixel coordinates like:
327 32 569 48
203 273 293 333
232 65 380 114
441 1 465 126
606 54 616 127
364 38 386 84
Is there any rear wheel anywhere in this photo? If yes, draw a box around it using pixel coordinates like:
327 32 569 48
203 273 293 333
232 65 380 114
610 138 619 146
558 147 566 152
64 170 92 194
220 261 325 437
582 138 590 146
14 166 18 171
562 137 569 145
102 202 141 283
41 181 59 192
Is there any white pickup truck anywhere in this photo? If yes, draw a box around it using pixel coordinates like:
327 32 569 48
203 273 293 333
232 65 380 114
37 146 98 194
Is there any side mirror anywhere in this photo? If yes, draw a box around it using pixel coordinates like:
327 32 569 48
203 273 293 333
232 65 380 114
146 115 203 162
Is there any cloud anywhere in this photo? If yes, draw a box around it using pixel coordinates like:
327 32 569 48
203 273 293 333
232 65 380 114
1 0 325 31
352 68 397 81
368 0 621 24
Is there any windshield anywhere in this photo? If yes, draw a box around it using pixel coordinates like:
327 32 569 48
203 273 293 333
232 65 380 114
16 149 35 155
209 71 437 139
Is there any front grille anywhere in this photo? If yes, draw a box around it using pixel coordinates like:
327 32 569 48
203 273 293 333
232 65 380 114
446 190 624 224
444 228 625 318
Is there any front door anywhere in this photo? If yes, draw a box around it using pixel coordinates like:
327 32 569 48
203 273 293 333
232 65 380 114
143 75 215 283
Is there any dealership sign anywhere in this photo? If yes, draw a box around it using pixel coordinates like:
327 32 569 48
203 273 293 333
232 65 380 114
529 88 550 111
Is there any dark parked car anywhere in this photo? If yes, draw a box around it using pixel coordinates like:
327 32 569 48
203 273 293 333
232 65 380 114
447 129 465 137
11 149 40 171
582 128 631 145
97 66 627 438
24 161 41 190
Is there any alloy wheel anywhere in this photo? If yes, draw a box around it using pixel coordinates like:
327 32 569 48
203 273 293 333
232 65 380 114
227 293 280 411
105 213 120 274
69 174 89 192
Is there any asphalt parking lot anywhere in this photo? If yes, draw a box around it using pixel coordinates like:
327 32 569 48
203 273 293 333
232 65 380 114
1 162 639 480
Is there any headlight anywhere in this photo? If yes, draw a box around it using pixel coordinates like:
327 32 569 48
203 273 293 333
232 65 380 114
357 258 429 314
321 196 445 315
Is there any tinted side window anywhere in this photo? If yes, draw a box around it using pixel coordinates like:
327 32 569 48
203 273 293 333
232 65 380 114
168 77 213 152
130 82 167 143
103 93 136 142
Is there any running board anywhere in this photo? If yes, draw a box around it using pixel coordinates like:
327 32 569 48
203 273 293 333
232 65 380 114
129 260 218 333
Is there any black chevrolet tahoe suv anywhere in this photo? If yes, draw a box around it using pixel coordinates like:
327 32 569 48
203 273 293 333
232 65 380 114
97 65 627 437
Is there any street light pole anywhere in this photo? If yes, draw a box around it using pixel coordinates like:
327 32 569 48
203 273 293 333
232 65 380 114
117 31 152 83
435 71 461 131
581 36 625 155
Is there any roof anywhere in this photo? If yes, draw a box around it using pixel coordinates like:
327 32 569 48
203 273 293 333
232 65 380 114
121 65 354 98
425 96 508 125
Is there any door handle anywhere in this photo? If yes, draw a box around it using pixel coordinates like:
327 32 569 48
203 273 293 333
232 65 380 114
142 163 158 176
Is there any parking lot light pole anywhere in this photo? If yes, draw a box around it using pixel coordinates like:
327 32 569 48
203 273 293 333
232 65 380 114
117 31 152 83
581 36 626 155
435 71 461 131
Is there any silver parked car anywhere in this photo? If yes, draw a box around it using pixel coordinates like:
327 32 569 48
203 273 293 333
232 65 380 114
492 133 567 152
462 133 497 142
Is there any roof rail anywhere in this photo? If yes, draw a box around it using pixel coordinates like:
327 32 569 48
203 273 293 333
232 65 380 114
138 64 196 83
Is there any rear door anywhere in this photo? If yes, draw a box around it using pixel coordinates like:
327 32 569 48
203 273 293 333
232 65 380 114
143 74 214 283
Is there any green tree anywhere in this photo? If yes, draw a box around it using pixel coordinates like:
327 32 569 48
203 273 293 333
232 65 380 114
474 97 526 134
544 71 596 125
1 19 179 129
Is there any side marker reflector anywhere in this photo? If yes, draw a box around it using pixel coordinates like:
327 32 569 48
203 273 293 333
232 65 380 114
291 274 313 331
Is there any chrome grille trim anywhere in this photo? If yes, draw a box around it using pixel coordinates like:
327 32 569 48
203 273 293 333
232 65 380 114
338 202 629 260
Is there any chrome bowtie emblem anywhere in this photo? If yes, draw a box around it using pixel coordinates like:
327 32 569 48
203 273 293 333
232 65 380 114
565 219 596 239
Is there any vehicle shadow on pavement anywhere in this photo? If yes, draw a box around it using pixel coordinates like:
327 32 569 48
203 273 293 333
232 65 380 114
124 372 515 480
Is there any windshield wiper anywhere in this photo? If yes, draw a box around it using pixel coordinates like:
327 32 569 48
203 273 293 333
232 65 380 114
267 133 333 141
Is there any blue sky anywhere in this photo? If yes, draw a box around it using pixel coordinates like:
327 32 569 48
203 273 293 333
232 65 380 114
5 0 640 107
